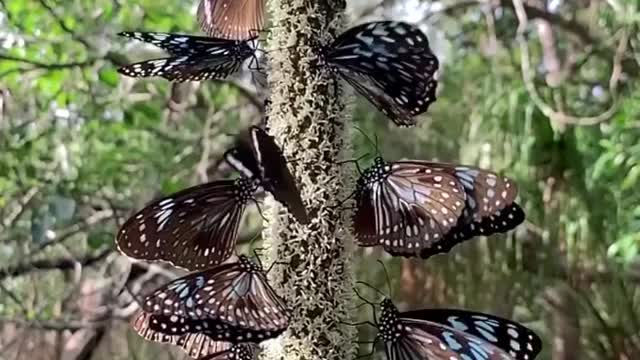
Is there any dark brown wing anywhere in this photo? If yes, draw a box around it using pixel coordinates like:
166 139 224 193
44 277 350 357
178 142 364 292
197 0 265 40
116 179 254 270
249 127 309 224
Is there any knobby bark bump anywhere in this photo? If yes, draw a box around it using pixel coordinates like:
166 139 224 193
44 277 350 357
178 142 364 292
261 0 357 359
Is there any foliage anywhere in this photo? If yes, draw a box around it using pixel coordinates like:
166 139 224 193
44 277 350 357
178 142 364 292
0 0 639 359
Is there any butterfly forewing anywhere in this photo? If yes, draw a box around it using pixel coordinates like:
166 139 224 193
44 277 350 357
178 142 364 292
326 21 439 126
116 179 255 270
225 126 309 224
197 0 265 40
132 311 232 359
355 158 467 256
402 309 542 360
143 256 290 333
249 127 309 224
117 32 254 82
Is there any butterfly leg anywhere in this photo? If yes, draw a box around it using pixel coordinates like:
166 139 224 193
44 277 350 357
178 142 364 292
354 338 378 359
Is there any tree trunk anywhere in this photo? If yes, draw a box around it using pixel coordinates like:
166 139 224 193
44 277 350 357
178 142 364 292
261 0 356 359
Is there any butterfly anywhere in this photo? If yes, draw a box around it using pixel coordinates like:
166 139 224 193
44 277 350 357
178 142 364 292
133 311 259 359
319 21 439 127
224 126 309 224
116 177 260 270
142 255 290 335
197 0 265 41
354 157 525 258
117 32 256 82
364 297 542 360
117 126 308 270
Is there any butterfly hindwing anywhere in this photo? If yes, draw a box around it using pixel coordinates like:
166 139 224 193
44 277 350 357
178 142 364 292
132 311 232 359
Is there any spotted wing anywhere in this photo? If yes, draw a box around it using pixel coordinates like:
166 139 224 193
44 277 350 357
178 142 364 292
401 309 542 360
389 318 518 360
118 32 243 56
117 32 252 82
118 55 245 82
132 311 232 359
143 313 283 343
116 179 253 270
407 162 524 258
327 21 439 126
355 162 467 256
142 257 290 332
197 0 265 40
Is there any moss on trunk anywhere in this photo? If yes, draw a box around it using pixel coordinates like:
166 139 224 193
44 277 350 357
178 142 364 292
261 0 357 359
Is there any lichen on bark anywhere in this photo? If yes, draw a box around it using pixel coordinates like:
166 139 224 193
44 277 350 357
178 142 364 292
260 0 357 359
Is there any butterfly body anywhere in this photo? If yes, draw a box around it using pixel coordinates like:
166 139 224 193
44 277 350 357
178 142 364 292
377 299 542 360
354 157 524 258
117 32 256 82
322 21 439 126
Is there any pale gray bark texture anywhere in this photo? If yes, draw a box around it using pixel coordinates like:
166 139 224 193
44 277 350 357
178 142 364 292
261 0 357 359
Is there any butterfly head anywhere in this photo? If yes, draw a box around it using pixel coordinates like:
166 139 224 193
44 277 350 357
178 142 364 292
235 178 260 202
379 298 403 342
238 254 263 273
359 156 390 186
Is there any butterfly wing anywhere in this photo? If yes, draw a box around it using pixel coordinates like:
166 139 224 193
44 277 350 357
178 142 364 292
142 257 290 332
327 21 439 125
197 0 265 40
132 311 232 359
404 162 524 258
116 179 253 270
392 318 518 360
401 309 542 360
355 160 467 256
117 32 252 82
339 71 417 126
249 127 309 224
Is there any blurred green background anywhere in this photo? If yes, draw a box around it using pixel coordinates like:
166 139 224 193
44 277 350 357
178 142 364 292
0 0 638 359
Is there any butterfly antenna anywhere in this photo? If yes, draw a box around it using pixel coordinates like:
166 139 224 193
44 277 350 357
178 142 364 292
251 198 269 222
355 280 388 300
123 281 144 308
376 259 393 299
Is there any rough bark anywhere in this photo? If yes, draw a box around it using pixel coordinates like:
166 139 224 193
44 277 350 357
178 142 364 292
261 0 356 359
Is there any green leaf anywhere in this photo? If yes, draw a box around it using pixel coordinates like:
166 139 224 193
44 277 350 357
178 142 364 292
98 68 119 88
